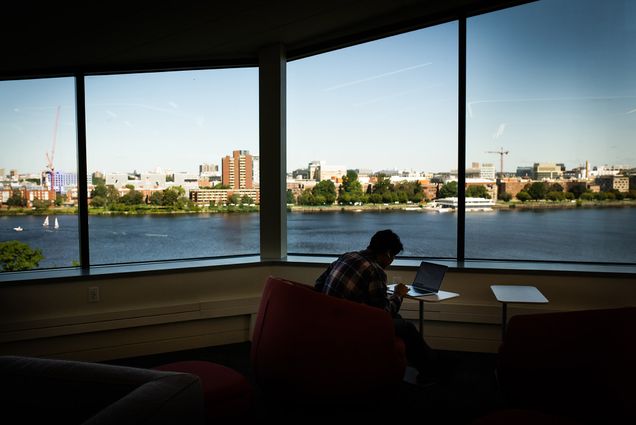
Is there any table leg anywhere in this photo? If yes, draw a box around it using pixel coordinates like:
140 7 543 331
501 302 508 340
419 299 424 336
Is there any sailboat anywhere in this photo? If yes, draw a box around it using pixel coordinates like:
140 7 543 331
43 216 49 227
54 217 59 229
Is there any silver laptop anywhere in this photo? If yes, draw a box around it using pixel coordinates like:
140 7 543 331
409 261 448 295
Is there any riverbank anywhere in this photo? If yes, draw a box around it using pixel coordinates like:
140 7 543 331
289 199 636 212
1 199 634 216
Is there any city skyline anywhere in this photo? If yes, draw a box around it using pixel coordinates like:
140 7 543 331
1 0 634 177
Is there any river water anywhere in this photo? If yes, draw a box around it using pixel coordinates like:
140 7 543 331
1 207 635 270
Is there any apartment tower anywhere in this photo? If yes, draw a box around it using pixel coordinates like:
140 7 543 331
222 150 253 189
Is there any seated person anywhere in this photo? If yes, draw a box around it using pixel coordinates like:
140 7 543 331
315 229 437 385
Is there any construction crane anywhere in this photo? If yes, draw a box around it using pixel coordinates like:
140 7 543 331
45 105 61 191
486 147 509 179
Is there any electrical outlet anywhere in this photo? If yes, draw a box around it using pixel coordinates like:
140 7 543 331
88 286 100 303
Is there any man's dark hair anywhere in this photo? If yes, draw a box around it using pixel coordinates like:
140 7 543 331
367 229 403 256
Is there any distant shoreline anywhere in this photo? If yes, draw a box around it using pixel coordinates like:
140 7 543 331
289 200 636 213
0 200 634 216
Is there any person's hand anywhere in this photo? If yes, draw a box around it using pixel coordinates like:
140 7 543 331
395 282 409 297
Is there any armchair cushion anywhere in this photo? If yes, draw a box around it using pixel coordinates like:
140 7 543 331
251 276 407 403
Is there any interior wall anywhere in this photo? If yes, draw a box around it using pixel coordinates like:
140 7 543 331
1 263 634 361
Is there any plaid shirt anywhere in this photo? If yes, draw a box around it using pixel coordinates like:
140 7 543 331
315 249 403 317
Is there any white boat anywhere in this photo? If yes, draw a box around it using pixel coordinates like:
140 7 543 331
424 202 452 213
14 226 23 232
43 216 49 227
54 217 60 229
435 197 495 212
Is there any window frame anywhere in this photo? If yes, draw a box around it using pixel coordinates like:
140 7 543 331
1 0 636 282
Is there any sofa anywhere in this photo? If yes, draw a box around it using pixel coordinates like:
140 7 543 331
0 355 205 425
250 276 407 405
494 306 636 424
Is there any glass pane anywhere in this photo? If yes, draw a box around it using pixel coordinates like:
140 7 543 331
0 77 79 272
85 69 259 265
466 0 636 263
288 23 458 258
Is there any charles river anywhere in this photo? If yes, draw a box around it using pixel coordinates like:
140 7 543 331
2 208 636 269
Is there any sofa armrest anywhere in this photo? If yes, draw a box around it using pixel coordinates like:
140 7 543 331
0 355 205 425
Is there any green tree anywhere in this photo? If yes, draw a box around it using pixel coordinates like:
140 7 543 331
546 191 566 201
339 170 364 204
286 189 295 204
240 195 253 205
466 185 490 199
54 193 64 207
438 181 458 198
372 174 393 195
6 190 26 208
607 189 625 200
0 241 44 271
121 188 144 205
580 192 595 201
526 182 547 200
313 180 337 204
549 183 564 192
516 191 531 202
229 194 241 204
90 195 107 208
368 193 383 204
568 183 587 199
106 185 120 204
91 183 108 199
393 181 423 203
149 191 164 205
498 191 512 202
161 186 186 207
32 198 51 212
297 188 315 205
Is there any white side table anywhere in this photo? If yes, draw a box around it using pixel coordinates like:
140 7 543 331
490 285 548 340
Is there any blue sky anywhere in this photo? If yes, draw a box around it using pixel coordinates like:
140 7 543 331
1 0 634 177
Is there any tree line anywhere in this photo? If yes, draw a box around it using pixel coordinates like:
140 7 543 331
291 171 426 206
289 171 636 206
89 183 254 210
499 182 636 202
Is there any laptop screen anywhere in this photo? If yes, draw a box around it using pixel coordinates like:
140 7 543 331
412 261 448 293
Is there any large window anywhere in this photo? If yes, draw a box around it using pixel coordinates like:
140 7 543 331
0 78 79 271
85 69 259 265
466 0 636 263
2 0 635 276
287 23 458 258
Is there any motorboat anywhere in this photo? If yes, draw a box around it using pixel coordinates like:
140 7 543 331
433 197 495 212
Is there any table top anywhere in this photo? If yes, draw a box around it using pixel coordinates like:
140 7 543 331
490 285 548 304
387 285 459 302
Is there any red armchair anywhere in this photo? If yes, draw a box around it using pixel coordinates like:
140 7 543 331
495 306 636 424
251 276 407 403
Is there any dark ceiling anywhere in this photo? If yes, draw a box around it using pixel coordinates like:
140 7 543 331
1 0 527 78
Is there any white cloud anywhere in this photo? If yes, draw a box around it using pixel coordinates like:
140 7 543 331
324 63 432 91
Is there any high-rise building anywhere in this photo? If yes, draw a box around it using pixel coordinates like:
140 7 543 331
252 156 259 186
222 150 253 189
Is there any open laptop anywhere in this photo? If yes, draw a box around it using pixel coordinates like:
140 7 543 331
407 261 448 295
